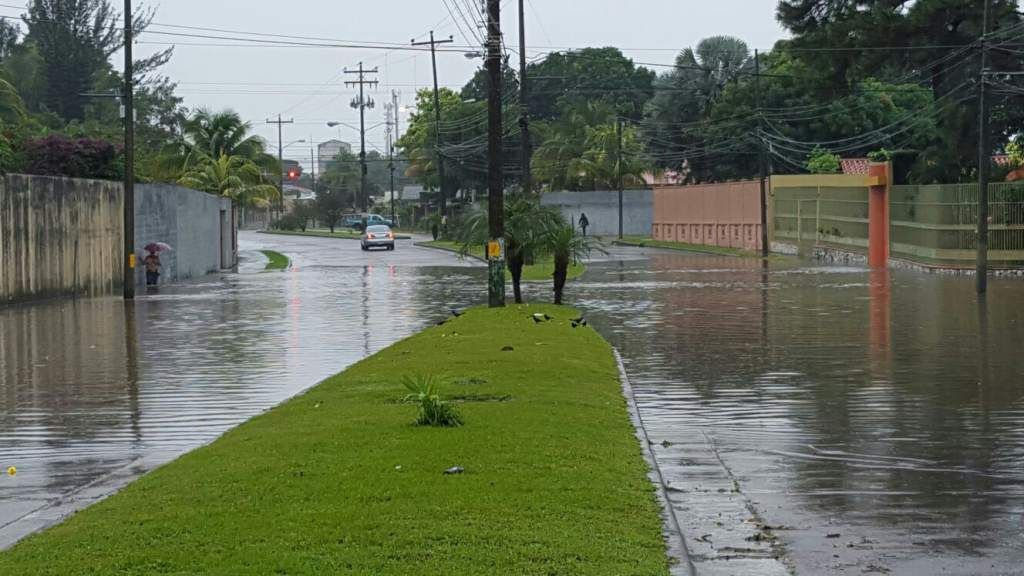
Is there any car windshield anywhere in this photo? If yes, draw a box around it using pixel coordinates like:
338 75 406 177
367 226 390 234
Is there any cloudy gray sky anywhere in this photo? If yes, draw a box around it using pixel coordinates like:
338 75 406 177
137 0 787 169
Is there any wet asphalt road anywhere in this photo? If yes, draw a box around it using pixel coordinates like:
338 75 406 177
3 233 1024 575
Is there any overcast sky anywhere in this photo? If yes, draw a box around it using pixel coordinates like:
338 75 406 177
135 0 787 170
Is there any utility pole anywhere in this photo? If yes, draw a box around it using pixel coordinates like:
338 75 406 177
391 90 401 225
977 0 991 294
344 62 379 212
617 119 624 240
385 101 397 225
518 0 532 195
122 0 135 300
411 32 454 219
755 49 770 258
310 140 316 194
266 115 294 218
486 0 505 307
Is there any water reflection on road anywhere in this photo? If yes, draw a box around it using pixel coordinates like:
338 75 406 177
3 235 1023 575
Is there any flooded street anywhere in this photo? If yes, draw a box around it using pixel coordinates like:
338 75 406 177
3 235 1024 575
576 249 1024 575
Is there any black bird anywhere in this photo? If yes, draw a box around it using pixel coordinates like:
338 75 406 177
450 308 464 318
532 313 552 323
571 317 588 329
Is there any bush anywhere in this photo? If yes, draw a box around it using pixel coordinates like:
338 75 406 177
806 146 841 174
403 375 463 428
270 214 305 231
23 135 123 180
867 148 893 162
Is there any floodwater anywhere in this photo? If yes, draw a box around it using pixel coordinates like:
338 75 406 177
0 232 482 547
2 235 1023 575
574 249 1024 575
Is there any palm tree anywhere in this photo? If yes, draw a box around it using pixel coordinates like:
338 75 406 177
184 109 271 163
541 222 600 305
178 154 279 209
0 78 26 125
457 195 564 304
157 108 278 182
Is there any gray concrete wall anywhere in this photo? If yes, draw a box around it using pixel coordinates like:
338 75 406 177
134 184 232 286
541 190 653 237
1 175 234 304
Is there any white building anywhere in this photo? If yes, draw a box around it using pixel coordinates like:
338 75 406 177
317 140 353 174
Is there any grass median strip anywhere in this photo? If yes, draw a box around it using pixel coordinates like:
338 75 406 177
418 240 586 282
0 305 669 575
260 229 412 241
615 236 760 257
260 250 290 271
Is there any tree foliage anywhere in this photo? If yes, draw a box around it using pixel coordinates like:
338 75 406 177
24 0 171 120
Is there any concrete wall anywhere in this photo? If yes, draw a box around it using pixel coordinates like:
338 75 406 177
0 175 122 302
134 184 233 286
541 190 652 237
652 181 764 251
1 175 234 305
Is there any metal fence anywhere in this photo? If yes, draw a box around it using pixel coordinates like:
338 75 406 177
773 185 869 254
891 183 1024 267
773 181 1024 267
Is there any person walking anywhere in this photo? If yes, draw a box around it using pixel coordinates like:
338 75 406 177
144 250 162 286
579 212 590 237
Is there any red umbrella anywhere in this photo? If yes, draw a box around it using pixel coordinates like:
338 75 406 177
144 242 173 253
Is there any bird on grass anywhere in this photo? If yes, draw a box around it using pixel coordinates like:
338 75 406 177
450 309 464 318
571 316 588 328
532 313 552 324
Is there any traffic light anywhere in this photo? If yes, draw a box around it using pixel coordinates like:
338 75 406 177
287 169 299 180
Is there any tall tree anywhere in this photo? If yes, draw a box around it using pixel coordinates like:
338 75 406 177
0 20 18 62
643 36 755 182
774 0 1024 181
525 47 655 122
23 0 171 120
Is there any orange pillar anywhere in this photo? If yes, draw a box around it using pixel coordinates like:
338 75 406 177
868 162 891 268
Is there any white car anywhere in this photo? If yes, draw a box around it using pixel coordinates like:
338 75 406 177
361 225 396 251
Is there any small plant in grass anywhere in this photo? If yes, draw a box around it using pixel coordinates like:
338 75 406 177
403 375 464 427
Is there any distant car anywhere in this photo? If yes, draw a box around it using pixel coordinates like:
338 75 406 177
344 214 394 231
361 225 395 251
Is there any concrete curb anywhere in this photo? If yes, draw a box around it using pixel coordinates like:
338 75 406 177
614 348 695 576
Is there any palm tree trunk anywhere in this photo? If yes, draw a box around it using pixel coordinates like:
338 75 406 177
553 256 569 305
509 253 525 304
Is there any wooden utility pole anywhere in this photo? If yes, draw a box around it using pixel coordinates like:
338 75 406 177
977 0 991 294
411 32 454 219
755 49 770 258
344 63 379 212
122 0 135 300
266 115 294 217
518 0 532 194
486 0 505 307
386 98 397 225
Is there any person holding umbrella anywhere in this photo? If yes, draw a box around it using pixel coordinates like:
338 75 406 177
143 242 171 286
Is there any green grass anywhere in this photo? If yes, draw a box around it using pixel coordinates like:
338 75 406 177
616 235 766 258
0 306 669 576
260 229 413 241
418 240 586 282
259 250 290 271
